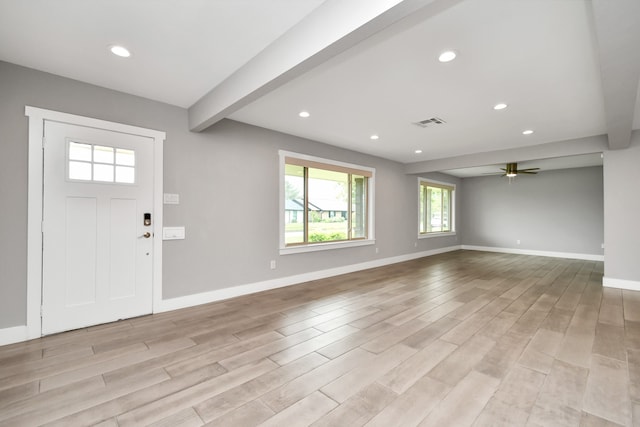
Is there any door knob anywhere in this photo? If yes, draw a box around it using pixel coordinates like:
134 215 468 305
140 232 151 238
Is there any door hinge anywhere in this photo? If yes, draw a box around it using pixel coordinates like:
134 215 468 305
42 136 46 149
40 306 43 317
41 220 44 234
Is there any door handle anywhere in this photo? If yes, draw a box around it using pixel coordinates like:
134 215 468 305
140 232 151 238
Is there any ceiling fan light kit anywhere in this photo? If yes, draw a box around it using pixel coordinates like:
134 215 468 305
499 162 540 179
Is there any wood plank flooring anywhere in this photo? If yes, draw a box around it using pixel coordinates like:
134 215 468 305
0 250 635 426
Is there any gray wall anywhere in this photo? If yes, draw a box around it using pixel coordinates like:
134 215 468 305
0 61 459 328
460 166 604 255
162 120 460 299
603 132 640 282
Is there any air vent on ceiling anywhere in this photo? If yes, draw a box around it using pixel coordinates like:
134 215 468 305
413 117 446 128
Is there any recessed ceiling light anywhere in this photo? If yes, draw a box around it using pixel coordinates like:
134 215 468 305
298 111 310 118
415 149 423 154
370 134 379 140
110 45 131 58
494 103 508 110
438 50 457 63
522 129 534 135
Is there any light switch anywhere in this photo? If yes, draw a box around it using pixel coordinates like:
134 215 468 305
163 193 179 205
163 226 185 240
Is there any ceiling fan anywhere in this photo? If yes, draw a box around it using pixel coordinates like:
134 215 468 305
501 162 540 177
482 162 540 178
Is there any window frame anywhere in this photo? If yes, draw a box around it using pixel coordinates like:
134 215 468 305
279 150 375 255
418 177 456 238
66 139 137 185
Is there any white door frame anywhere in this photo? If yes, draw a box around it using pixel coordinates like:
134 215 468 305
25 106 165 339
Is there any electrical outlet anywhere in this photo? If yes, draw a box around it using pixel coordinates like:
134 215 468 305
601 243 605 249
270 260 276 269
516 239 521 245
375 247 379 254
414 242 418 247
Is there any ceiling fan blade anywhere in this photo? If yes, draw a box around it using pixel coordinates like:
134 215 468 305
492 164 541 177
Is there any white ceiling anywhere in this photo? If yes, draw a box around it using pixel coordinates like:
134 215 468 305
0 0 325 107
442 153 603 178
230 0 608 163
1 0 639 169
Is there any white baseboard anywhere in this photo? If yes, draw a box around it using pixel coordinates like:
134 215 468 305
1 246 462 346
157 245 462 313
603 277 640 291
0 325 29 346
461 245 604 262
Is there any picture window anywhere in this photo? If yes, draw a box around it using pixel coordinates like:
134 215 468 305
281 152 375 252
419 178 455 235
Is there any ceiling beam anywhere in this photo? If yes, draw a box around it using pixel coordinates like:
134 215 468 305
404 135 608 175
591 0 640 150
188 0 462 132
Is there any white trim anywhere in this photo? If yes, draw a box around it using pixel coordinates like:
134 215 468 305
159 245 462 312
25 106 165 340
279 239 375 255
418 177 456 189
26 107 45 341
278 150 376 254
461 245 604 261
0 325 29 346
152 128 164 312
417 177 456 236
5 244 461 344
279 150 376 175
418 232 457 240
603 277 640 291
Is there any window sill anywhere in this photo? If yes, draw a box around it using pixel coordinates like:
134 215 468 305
280 239 375 255
418 231 457 239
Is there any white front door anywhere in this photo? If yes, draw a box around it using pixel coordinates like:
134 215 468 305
42 120 155 335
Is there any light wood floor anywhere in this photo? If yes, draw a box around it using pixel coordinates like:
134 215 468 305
0 250 637 426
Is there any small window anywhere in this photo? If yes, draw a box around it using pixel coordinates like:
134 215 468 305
282 152 374 252
419 178 455 235
68 142 135 184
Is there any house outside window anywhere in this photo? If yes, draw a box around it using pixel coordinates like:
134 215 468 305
419 178 456 236
280 151 375 254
